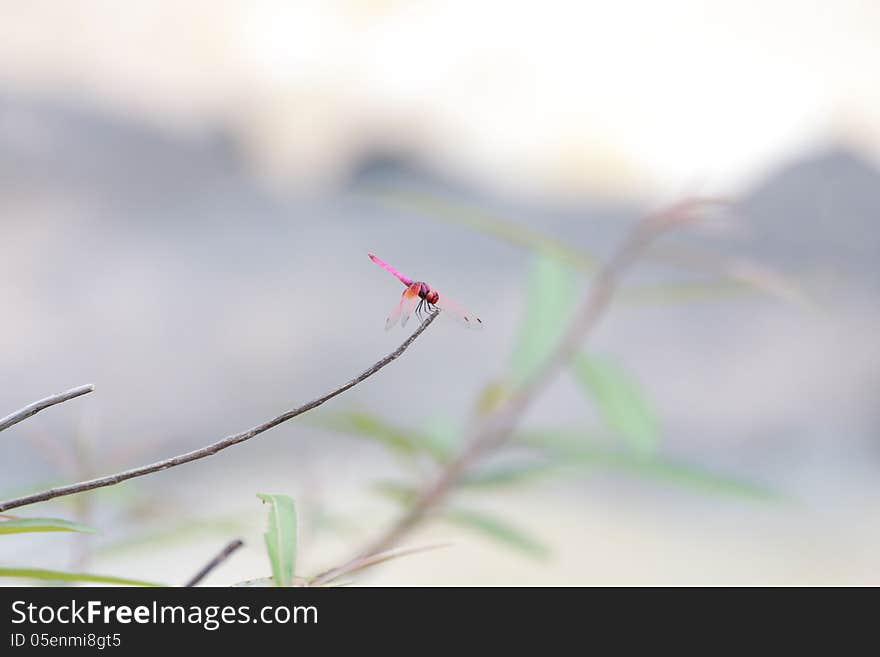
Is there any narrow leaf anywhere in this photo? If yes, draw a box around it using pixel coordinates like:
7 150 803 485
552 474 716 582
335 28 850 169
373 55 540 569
419 416 461 460
459 462 561 488
257 493 297 587
371 480 418 505
0 516 98 535
443 507 549 558
365 189 598 271
0 567 162 586
311 410 448 461
367 189 805 306
571 354 658 454
620 279 753 305
513 255 576 383
646 244 811 307
516 430 781 501
96 516 246 556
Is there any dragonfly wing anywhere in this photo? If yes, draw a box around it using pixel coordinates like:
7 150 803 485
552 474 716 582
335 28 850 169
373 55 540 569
399 284 422 328
386 283 421 330
435 293 483 329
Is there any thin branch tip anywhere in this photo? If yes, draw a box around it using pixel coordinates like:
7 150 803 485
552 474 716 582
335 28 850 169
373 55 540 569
0 384 97 435
0 314 438 512
185 538 245 587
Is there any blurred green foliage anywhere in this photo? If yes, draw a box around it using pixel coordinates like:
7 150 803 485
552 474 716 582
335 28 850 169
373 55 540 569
442 507 550 558
0 567 161 586
307 189 783 562
571 353 659 455
0 516 97 535
512 256 576 384
1 188 786 585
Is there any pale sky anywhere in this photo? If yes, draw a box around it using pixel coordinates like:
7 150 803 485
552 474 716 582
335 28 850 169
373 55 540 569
1 0 878 199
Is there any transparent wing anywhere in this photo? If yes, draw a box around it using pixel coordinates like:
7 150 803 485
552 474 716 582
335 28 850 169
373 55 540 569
435 292 483 329
399 284 422 328
386 284 421 330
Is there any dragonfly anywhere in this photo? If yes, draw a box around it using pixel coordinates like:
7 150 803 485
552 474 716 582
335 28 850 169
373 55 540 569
369 253 483 330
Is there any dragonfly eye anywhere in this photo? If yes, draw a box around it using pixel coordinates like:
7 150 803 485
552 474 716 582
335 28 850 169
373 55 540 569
427 290 439 304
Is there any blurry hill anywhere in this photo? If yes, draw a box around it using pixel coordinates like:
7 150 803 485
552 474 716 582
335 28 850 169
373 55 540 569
742 148 880 289
4 92 879 286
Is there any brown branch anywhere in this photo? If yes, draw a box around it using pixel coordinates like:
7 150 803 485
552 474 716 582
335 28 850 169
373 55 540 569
0 384 94 434
343 199 717 564
310 542 450 587
0 312 440 512
185 539 245 587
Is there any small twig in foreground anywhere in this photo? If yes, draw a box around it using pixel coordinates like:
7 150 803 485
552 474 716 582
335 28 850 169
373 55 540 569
0 384 95 434
0 312 440 512
185 539 245 587
310 543 450 587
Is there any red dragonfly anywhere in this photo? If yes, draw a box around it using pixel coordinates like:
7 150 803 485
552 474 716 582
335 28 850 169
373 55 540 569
369 253 483 330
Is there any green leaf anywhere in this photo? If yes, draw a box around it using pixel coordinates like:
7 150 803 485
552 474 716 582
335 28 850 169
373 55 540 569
571 353 659 454
513 255 576 383
371 480 418 504
365 189 598 272
419 416 461 460
0 567 162 586
96 515 246 556
311 410 448 461
373 482 551 558
257 493 297 587
307 507 360 538
516 430 781 501
473 379 512 416
365 189 807 307
619 279 753 305
442 507 549 558
459 462 562 489
0 516 98 535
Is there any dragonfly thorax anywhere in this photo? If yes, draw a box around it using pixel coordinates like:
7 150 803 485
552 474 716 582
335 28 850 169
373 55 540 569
416 282 439 304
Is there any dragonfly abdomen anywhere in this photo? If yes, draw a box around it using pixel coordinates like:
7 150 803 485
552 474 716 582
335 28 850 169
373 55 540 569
368 253 413 287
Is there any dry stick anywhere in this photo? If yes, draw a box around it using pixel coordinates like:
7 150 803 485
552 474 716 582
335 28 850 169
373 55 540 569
310 542 451 586
0 384 95 434
0 312 440 513
313 201 708 584
185 539 245 587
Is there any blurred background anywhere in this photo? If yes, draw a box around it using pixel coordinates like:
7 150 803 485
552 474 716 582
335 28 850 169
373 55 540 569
1 0 879 585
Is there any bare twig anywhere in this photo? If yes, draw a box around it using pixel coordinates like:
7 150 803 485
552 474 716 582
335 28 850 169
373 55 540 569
185 539 245 587
344 199 717 562
0 384 94 434
0 312 440 512
310 542 450 587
